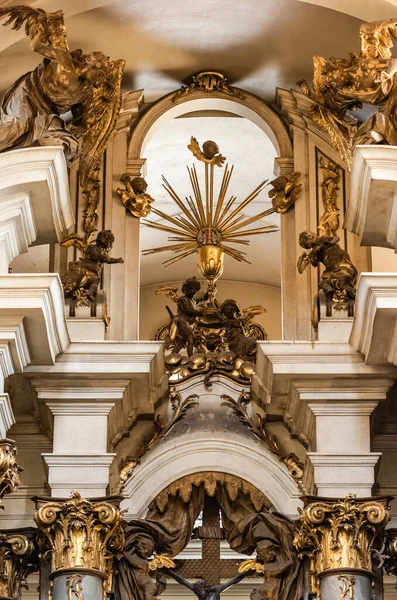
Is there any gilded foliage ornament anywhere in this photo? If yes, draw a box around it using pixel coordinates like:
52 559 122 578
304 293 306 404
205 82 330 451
294 495 391 592
0 528 39 600
0 439 21 499
34 491 125 592
172 71 245 103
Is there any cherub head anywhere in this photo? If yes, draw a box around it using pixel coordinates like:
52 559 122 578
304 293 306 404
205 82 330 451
136 536 155 559
221 299 241 319
299 230 317 249
256 541 278 564
205 332 222 352
96 229 115 249
193 579 213 599
131 177 148 194
202 140 219 160
181 277 201 298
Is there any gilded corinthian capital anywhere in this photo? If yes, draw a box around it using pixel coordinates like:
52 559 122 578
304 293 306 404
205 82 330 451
0 528 39 600
34 492 124 584
0 439 21 499
294 495 391 577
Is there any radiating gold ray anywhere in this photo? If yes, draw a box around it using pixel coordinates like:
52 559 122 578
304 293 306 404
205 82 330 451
188 166 206 226
142 242 196 255
224 225 278 239
217 179 269 230
142 220 196 238
161 177 198 229
213 165 233 227
216 195 237 227
163 247 198 266
150 207 195 235
222 207 275 235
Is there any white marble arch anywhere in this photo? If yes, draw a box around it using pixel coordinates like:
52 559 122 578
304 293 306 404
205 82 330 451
121 434 302 521
128 92 293 164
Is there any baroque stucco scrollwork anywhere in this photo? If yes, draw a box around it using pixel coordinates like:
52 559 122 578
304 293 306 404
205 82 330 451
0 528 39 600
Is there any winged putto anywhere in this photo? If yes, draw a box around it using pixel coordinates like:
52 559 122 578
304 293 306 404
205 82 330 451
0 5 125 184
298 18 397 167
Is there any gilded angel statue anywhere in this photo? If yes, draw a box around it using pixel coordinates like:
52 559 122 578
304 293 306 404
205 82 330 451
268 172 302 214
298 18 397 166
60 230 123 306
187 137 226 167
0 6 125 184
117 175 155 218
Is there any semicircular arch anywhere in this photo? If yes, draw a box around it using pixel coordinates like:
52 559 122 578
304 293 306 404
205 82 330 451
121 435 302 520
128 89 293 161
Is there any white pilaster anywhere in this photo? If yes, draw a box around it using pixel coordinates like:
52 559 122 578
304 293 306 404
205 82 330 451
305 400 381 496
0 394 14 438
37 387 123 497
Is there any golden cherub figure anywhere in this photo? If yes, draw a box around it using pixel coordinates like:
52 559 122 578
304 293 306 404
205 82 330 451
117 175 155 218
187 136 226 166
268 172 302 214
60 230 123 306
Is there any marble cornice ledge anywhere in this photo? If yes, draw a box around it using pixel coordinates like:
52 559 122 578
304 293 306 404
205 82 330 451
252 341 397 449
0 274 69 365
346 144 397 250
0 146 73 245
350 273 397 365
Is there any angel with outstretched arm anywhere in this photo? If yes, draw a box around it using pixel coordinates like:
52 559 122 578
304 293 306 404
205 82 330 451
0 6 124 183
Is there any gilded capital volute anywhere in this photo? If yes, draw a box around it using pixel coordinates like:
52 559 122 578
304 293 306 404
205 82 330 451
0 528 39 600
294 495 391 576
33 492 125 578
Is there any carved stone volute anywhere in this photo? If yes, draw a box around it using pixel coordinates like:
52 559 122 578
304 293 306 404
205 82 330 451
0 528 39 600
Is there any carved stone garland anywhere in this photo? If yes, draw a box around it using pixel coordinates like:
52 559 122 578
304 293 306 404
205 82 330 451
0 439 21 500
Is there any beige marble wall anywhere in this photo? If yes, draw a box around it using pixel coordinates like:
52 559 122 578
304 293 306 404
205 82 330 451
139 280 282 341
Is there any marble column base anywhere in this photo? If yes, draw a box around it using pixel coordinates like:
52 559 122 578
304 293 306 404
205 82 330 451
319 568 372 600
50 568 106 600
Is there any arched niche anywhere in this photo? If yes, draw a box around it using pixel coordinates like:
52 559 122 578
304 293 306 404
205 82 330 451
128 89 293 162
121 434 302 520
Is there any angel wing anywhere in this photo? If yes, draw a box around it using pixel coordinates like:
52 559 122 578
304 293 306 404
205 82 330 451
360 19 397 60
0 6 66 45
77 59 125 186
155 284 179 303
309 104 354 168
187 136 204 161
60 233 87 254
241 305 266 326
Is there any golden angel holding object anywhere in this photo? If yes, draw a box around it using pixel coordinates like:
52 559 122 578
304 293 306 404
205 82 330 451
60 230 123 307
117 175 155 218
299 19 397 167
297 230 357 317
268 172 302 214
0 6 125 184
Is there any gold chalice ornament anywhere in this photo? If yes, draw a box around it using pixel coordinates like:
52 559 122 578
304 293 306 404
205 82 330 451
143 136 279 301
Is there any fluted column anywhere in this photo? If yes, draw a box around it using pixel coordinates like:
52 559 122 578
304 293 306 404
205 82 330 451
34 492 124 600
0 528 39 600
294 495 391 600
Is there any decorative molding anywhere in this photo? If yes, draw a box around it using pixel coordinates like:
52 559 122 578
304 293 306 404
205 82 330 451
121 436 302 520
350 273 397 365
0 274 70 365
0 146 73 244
0 394 15 437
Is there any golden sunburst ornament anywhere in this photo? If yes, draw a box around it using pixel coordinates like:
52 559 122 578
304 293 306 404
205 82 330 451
142 136 279 302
